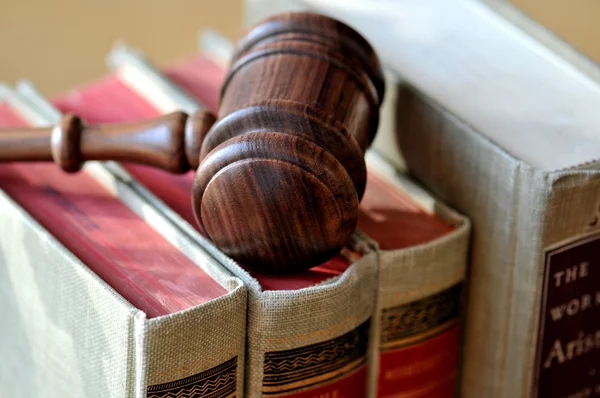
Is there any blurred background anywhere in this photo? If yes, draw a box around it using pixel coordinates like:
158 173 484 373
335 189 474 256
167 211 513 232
509 0 599 64
1 0 599 95
0 0 243 94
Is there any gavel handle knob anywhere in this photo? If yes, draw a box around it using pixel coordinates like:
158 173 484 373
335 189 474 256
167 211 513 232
0 110 216 172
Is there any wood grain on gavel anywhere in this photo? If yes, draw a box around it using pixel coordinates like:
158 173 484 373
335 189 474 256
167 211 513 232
0 12 384 273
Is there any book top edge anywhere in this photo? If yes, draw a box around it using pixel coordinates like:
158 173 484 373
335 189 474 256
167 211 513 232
302 0 600 172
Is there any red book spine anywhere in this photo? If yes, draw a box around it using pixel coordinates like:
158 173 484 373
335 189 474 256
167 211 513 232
377 289 461 398
358 168 462 397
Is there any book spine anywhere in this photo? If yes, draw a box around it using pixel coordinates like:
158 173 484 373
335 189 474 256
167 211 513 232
0 87 147 398
83 162 249 398
144 289 246 398
374 204 469 398
531 171 600 398
244 234 378 397
396 84 600 397
395 85 538 397
15 81 249 397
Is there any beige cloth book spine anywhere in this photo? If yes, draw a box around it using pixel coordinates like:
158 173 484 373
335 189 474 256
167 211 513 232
364 152 470 398
0 84 247 398
398 86 600 398
106 44 380 397
233 237 377 398
296 0 600 396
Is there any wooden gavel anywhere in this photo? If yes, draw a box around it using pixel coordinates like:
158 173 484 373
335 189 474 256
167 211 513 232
0 12 385 274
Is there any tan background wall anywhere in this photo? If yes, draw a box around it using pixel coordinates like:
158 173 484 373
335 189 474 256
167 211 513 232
0 0 243 95
507 0 599 66
3 0 596 96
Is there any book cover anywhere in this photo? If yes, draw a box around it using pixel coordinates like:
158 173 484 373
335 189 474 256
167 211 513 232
360 152 470 398
482 0 600 86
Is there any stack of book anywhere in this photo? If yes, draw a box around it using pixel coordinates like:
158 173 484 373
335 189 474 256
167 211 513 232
6 0 598 396
0 27 471 398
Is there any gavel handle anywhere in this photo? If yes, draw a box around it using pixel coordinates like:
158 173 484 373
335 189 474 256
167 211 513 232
0 110 216 172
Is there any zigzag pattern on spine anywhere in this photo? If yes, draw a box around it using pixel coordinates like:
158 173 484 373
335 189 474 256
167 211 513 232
147 357 237 398
264 346 358 372
147 380 235 398
263 357 366 389
263 319 370 385
380 283 462 344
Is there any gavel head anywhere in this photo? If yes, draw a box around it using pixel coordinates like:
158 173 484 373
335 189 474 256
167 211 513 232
192 12 385 273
